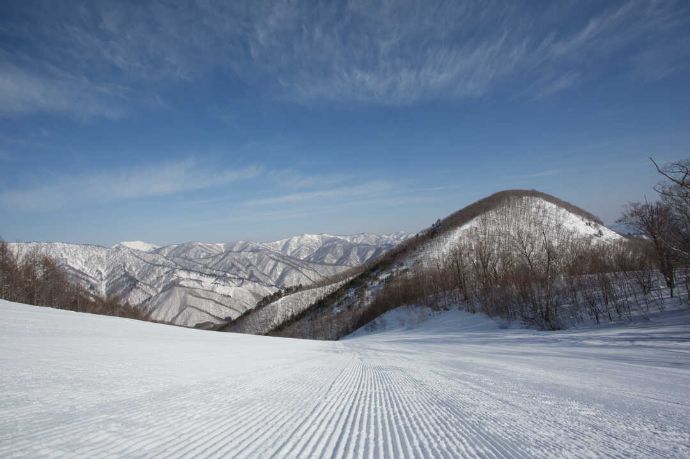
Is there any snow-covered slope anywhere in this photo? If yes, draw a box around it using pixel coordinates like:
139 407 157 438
226 278 352 335
1 299 688 457
415 194 620 263
8 233 405 328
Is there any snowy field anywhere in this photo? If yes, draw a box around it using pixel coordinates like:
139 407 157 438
1 299 689 458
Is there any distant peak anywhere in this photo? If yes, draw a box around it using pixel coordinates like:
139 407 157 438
114 241 160 252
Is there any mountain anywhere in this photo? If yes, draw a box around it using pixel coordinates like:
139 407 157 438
113 241 160 252
265 232 409 265
227 190 623 339
8 233 407 328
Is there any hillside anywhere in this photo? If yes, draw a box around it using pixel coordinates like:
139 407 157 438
223 279 352 335
8 233 406 328
232 190 624 339
1 299 688 457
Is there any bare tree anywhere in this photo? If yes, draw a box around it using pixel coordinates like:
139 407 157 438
651 158 690 198
619 202 677 296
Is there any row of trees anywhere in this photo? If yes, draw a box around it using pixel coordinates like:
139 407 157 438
0 241 148 320
360 236 664 330
254 284 304 309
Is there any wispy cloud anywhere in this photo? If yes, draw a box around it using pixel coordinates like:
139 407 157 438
0 62 123 119
244 1 530 104
266 169 353 190
0 160 262 211
0 158 396 214
1 0 689 115
243 180 394 206
241 0 690 104
522 169 561 179
631 36 690 81
532 72 582 99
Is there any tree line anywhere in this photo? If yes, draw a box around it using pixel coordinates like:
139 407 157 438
0 241 149 320
359 228 661 331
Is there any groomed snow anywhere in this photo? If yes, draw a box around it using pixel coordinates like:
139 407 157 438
1 300 689 458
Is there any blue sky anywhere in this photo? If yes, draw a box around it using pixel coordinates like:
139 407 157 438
1 0 690 245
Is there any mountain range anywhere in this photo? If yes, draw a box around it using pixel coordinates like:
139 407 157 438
8 190 627 335
8 232 408 327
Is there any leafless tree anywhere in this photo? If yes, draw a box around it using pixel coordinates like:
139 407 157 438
619 202 677 296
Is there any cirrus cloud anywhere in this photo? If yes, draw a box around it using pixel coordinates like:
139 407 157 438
0 0 688 117
0 160 262 211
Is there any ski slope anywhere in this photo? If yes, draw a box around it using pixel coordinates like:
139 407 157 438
1 299 689 458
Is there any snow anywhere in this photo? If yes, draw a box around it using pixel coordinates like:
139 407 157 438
1 299 689 457
113 241 160 252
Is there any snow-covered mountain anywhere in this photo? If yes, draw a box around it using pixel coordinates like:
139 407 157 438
413 192 620 265
113 241 160 252
233 190 623 339
265 232 409 265
8 233 407 328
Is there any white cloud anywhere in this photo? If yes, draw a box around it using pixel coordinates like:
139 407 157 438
0 160 262 211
